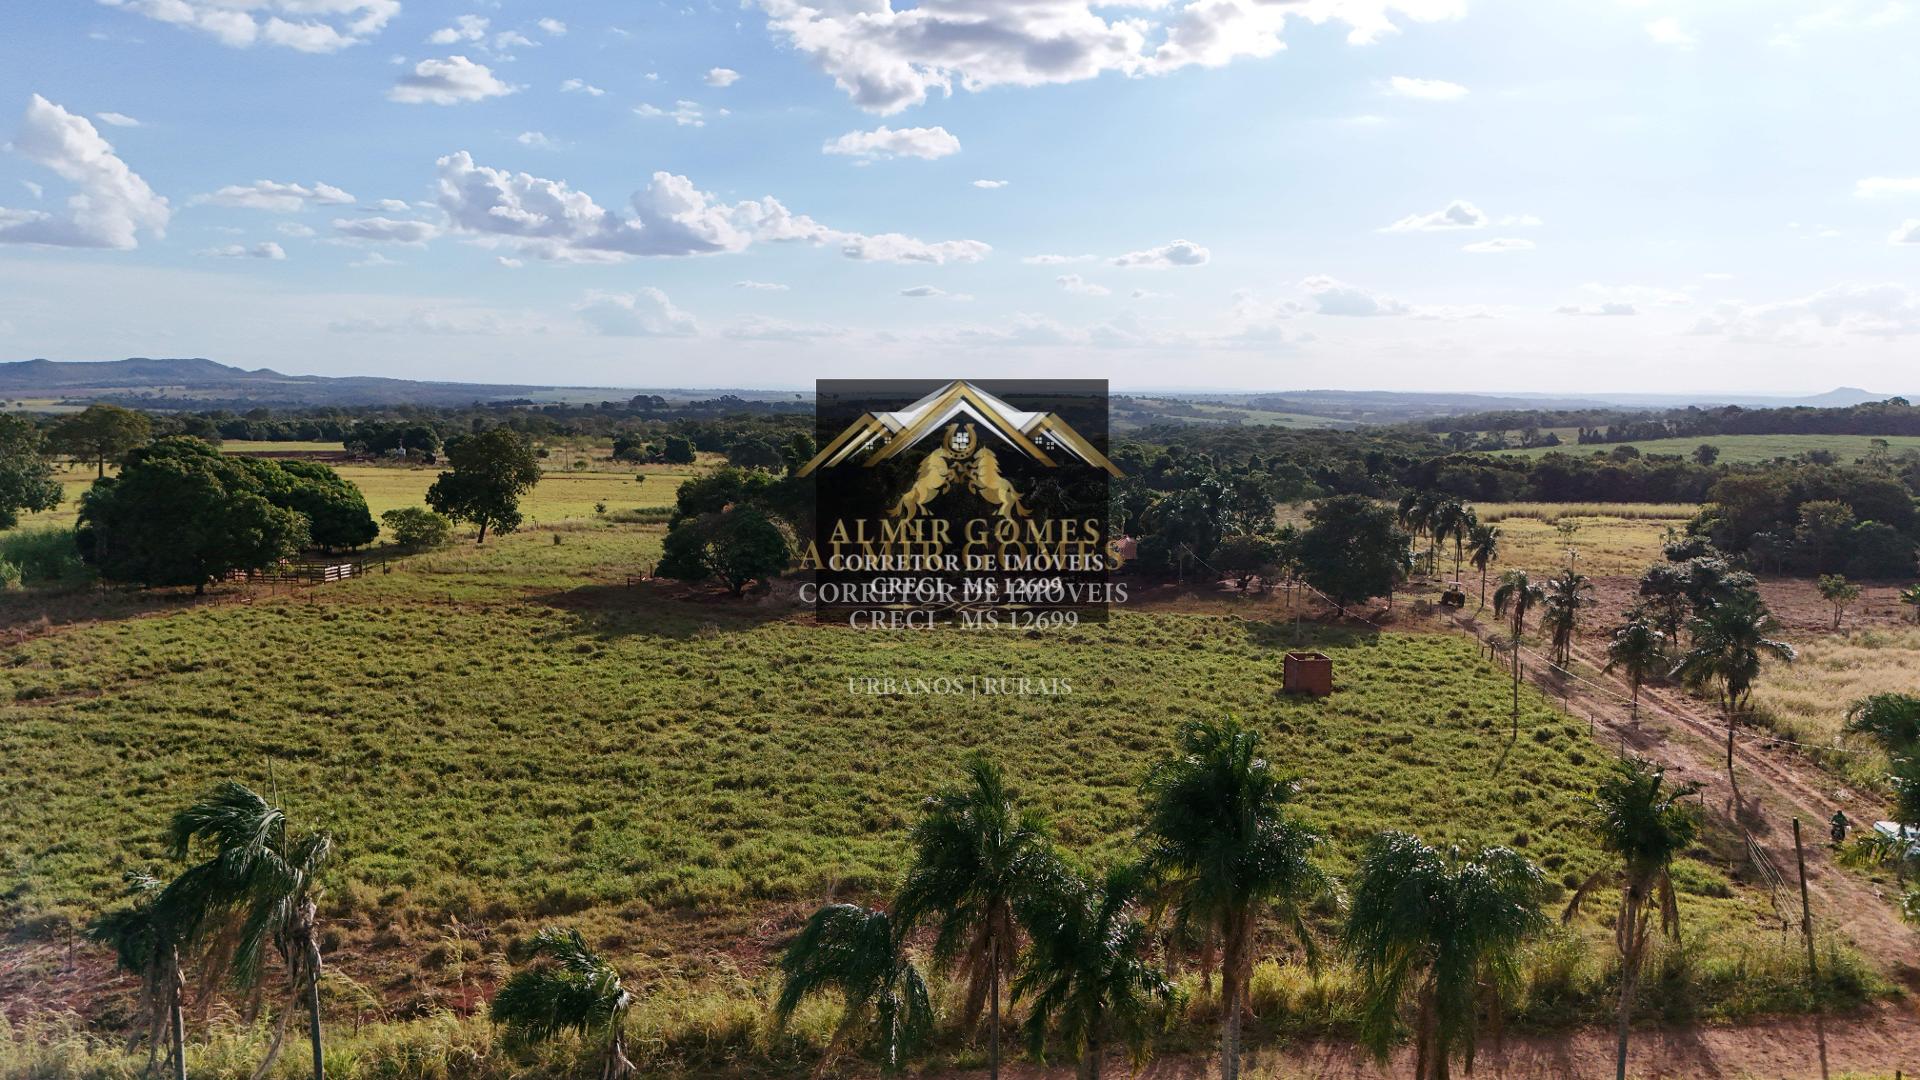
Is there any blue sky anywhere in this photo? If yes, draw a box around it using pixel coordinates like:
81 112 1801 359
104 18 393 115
1 0 1917 392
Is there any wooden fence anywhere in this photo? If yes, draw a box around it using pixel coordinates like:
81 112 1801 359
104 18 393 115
226 561 366 586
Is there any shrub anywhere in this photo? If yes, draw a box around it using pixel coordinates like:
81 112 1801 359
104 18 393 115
0 558 20 590
0 527 93 587
381 507 454 549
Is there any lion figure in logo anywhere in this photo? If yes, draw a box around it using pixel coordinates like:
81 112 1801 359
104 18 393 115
888 422 1032 521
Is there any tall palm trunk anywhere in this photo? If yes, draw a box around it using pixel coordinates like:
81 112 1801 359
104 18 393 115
306 936 324 1080
170 952 187 1080
1721 692 1742 809
988 936 1000 1080
1221 915 1245 1080
1478 565 1489 609
1082 1028 1101 1080
1614 882 1649 1080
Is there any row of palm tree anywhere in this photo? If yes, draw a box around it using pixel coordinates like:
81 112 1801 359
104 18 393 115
90 781 334 1080
1397 492 1484 583
774 725 1699 1080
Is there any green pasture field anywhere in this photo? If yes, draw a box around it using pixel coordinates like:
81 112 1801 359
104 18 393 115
0 525 1802 984
0 462 698 540
1486 433 1920 464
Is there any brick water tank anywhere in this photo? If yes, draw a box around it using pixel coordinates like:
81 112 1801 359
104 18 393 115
1284 651 1333 697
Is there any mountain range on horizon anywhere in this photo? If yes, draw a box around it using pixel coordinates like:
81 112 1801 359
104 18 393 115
0 357 1906 417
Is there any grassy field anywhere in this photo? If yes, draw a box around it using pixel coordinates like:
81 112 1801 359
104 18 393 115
1 520 1858 1007
1750 626 1920 791
1410 502 1694 579
1487 433 1920 464
218 439 347 453
0 461 698 539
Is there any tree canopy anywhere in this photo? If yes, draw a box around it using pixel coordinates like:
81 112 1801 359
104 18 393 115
0 415 63 530
76 438 309 591
425 429 543 543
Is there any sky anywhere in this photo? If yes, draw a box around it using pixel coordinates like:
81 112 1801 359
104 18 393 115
0 0 1918 393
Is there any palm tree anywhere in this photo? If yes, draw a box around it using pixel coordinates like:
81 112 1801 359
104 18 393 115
1467 523 1501 609
1843 693 1920 755
1901 584 1920 624
167 781 333 1080
1397 492 1444 576
894 754 1057 1080
1492 570 1545 642
1139 716 1332 1080
1432 500 1477 581
774 903 932 1076
1344 833 1546 1080
1603 616 1668 724
491 927 635 1080
1013 865 1176 1080
1541 571 1594 668
1493 571 1547 714
1672 593 1797 807
89 873 193 1080
1563 759 1701 1080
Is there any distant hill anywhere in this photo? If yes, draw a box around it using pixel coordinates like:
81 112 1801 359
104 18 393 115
0 358 804 409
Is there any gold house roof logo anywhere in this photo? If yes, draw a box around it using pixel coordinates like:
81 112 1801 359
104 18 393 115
797 380 1122 477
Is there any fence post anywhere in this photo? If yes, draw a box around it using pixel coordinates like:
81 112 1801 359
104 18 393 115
1793 818 1817 989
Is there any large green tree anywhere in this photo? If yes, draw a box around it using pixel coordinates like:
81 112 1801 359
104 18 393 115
50 403 152 477
1140 716 1332 1080
1563 759 1700 1080
76 438 308 592
0 414 62 530
894 755 1057 1080
1344 833 1545 1080
235 457 378 550
425 429 542 543
658 505 790 595
1297 494 1412 612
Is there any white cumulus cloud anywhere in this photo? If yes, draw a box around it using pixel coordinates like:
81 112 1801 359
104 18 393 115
0 95 170 250
427 14 488 44
1057 274 1110 295
193 179 355 212
1889 219 1920 244
577 288 698 335
1854 176 1920 198
433 150 989 264
390 56 519 105
972 179 1009 189
331 216 440 244
705 67 741 87
198 240 287 259
1384 199 1484 231
1301 274 1408 316
99 0 399 52
635 101 711 127
757 0 1465 114
1110 239 1209 268
823 125 961 160
560 78 606 96
1386 75 1467 100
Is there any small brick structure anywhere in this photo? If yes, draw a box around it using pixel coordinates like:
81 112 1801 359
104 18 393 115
1283 651 1333 697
